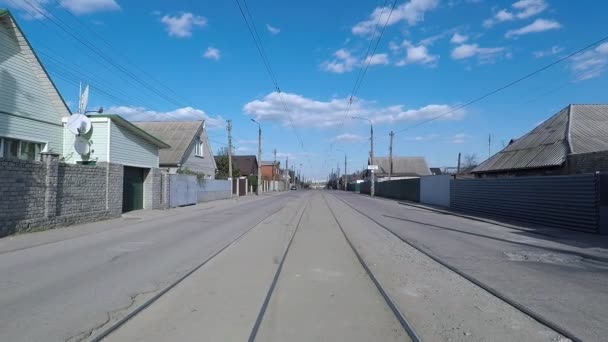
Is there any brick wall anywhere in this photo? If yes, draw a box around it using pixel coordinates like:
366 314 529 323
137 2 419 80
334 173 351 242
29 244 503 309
0 153 125 237
567 151 608 174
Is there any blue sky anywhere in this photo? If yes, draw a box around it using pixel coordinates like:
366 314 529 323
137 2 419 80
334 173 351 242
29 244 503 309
3 0 608 180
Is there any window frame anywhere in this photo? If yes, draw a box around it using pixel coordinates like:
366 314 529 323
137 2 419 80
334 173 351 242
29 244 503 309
0 137 46 161
194 140 204 158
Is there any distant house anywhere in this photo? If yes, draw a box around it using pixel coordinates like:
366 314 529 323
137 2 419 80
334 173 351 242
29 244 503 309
261 160 280 180
371 156 431 179
0 9 71 159
133 121 216 178
473 104 608 178
430 167 442 175
214 155 258 177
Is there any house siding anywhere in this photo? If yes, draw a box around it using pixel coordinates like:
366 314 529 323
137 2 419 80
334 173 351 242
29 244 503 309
179 130 216 178
109 121 159 168
0 16 64 154
62 119 109 164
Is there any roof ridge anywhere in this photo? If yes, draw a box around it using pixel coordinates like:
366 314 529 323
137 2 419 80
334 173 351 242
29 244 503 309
566 104 574 154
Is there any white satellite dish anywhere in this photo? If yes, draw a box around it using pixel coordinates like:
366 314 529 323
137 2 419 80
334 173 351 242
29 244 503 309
67 114 92 135
74 136 90 155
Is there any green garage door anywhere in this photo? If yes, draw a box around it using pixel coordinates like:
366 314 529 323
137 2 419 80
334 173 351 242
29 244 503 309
123 167 144 212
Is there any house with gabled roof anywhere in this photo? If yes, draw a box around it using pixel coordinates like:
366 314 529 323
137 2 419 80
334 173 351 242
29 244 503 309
370 156 431 179
473 104 608 177
0 9 71 159
133 120 217 178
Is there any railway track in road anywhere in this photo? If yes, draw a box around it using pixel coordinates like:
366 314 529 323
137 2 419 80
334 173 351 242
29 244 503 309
322 194 422 342
90 201 291 342
330 193 582 342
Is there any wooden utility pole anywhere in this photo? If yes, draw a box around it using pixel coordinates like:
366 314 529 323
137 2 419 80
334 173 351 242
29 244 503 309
488 134 491 158
370 123 375 197
257 124 262 195
457 152 462 175
227 120 233 196
388 130 394 181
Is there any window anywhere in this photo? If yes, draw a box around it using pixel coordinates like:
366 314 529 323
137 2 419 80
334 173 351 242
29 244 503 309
0 138 44 161
195 140 204 157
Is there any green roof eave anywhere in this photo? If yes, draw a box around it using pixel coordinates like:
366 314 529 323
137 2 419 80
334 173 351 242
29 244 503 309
89 114 171 149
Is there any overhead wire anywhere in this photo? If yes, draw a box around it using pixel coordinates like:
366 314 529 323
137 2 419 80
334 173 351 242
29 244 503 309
393 34 608 135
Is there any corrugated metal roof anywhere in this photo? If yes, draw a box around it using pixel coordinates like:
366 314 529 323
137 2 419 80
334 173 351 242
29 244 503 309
373 156 431 176
132 121 202 165
473 104 608 173
570 104 608 153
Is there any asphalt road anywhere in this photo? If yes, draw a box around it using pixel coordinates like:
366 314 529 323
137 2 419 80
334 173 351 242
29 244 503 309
0 192 299 342
333 191 608 342
2 190 599 341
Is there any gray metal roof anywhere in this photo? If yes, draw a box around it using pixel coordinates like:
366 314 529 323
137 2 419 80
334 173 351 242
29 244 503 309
372 156 431 176
473 104 608 173
132 121 203 165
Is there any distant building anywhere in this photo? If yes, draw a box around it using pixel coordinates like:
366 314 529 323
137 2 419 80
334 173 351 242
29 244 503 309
133 121 216 178
261 160 280 181
370 156 431 179
430 167 442 175
214 155 258 177
473 105 608 178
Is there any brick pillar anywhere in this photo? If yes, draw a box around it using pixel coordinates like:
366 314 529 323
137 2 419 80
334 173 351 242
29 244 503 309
41 152 60 219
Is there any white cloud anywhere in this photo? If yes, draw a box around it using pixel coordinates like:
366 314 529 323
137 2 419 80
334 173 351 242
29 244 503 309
395 40 439 66
483 0 547 27
505 18 561 38
243 92 464 128
3 0 119 18
107 106 225 129
364 53 389 65
266 24 280 35
331 133 367 143
160 12 207 38
203 47 221 60
450 33 468 44
59 0 120 15
320 49 358 73
532 45 563 58
405 133 439 141
452 133 469 144
451 43 505 63
352 0 439 36
570 42 608 81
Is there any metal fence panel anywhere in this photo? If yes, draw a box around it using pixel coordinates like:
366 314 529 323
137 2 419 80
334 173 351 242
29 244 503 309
420 175 450 207
197 180 231 202
169 174 198 208
450 174 599 233
360 179 420 202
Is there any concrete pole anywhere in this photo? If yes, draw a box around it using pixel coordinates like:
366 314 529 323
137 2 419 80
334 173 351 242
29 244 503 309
257 124 262 195
227 120 233 196
388 130 394 181
370 122 375 197
344 153 347 191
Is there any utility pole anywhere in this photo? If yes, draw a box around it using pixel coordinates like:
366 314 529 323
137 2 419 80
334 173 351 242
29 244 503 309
273 148 277 181
457 152 462 175
285 156 288 190
488 134 491 159
344 153 347 191
227 120 233 186
251 119 262 195
388 130 394 181
370 122 375 198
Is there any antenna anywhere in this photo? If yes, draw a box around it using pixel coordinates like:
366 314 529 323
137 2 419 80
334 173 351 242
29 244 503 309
78 84 90 114
74 136 90 156
67 114 92 136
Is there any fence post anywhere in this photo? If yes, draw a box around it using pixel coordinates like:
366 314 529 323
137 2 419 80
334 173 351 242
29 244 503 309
598 173 608 235
41 152 59 219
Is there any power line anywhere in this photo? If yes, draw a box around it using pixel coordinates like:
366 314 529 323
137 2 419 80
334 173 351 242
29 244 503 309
394 34 608 135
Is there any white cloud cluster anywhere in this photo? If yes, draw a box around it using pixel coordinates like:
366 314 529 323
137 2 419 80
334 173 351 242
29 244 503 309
532 45 563 58
452 133 469 144
160 12 207 38
395 40 439 66
570 42 608 81
451 43 505 63
320 49 359 73
483 0 548 27
352 0 439 36
107 106 225 129
450 33 468 44
203 47 221 60
4 0 119 18
266 24 280 35
243 92 464 128
505 18 561 38
331 133 367 143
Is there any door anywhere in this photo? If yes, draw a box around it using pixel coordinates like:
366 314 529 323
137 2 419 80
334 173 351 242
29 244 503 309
123 167 144 212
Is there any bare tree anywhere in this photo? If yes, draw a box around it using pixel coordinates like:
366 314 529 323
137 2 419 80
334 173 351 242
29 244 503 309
462 153 478 171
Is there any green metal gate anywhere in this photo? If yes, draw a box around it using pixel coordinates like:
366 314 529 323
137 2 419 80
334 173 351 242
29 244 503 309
123 167 144 212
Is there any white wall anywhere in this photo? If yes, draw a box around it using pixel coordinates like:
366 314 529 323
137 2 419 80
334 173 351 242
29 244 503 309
110 121 159 168
420 175 450 207
62 118 109 163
